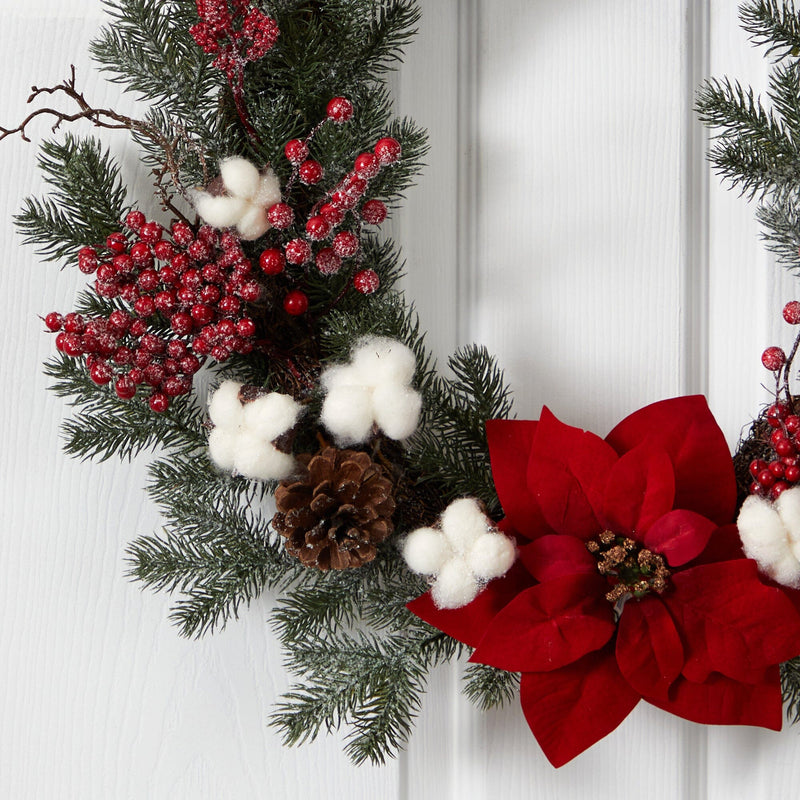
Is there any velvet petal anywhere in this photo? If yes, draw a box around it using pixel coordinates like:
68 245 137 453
519 535 596 583
469 574 615 672
604 396 736 525
519 647 641 768
644 510 718 567
616 597 683 701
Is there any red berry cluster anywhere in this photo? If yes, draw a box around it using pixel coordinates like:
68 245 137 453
258 97 399 314
45 212 260 412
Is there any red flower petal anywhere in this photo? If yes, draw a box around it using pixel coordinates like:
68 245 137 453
604 396 736 525
527 408 617 538
644 510 717 567
406 561 534 648
691 523 744 565
647 668 783 730
519 535 596 582
519 647 640 767
486 419 552 540
601 444 675 537
616 597 683 701
469 574 616 672
666 560 800 684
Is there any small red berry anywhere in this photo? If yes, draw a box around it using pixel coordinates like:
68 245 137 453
134 296 156 317
320 202 345 225
106 232 127 253
199 284 221 304
353 269 380 295
188 239 212 263
44 312 63 332
143 363 166 386
777 439 797 457
771 429 788 446
109 310 131 331
306 215 331 240
171 221 194 246
170 252 191 273
268 202 294 229
769 460 786 477
182 269 202 290
115 374 137 399
218 295 242 315
97 263 116 283
784 301 800 325
154 290 177 314
149 392 169 413
60 333 84 357
191 303 214 325
285 239 312 265
374 137 401 164
129 319 147 338
210 344 231 362
316 248 342 276
139 221 163 244
758 468 777 487
787 465 800 482
361 199 387 225
113 346 134 365
330 189 356 210
771 480 790 499
89 360 114 385
762 346 786 371
354 152 380 179
285 139 309 164
332 231 360 258
191 336 211 356
171 312 194 335
345 175 368 196
236 318 256 337
216 319 236 338
767 403 790 427
153 240 175 261
78 246 99 274
787 415 800 434
238 281 262 302
283 289 309 316
259 248 285 276
299 160 324 185
130 242 153 266
63 313 85 334
137 269 160 292
124 210 146 231
177 286 197 305
179 355 201 375
326 97 353 123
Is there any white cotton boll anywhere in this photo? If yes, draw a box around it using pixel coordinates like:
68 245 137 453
766 552 800 589
738 495 794 570
219 156 261 199
321 384 375 443
403 528 451 575
432 559 480 609
778 487 800 543
350 337 417 387
242 393 302 441
208 381 243 427
254 169 282 207
208 427 239 471
372 384 421 440
320 363 359 393
236 204 270 240
234 436 296 481
193 193 249 229
467 531 516 580
441 497 490 554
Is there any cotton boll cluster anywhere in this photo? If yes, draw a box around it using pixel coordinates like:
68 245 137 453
192 157 282 240
403 498 516 609
207 380 302 481
738 487 800 587
320 337 422 444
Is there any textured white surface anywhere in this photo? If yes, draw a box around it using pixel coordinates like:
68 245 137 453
1 1 798 798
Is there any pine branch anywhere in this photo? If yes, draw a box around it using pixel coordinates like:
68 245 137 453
782 656 800 723
741 0 800 59
462 664 520 712
756 197 800 270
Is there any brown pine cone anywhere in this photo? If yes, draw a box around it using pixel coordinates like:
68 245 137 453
272 447 396 570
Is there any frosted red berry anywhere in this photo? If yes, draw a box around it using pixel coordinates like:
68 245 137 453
268 202 294 229
354 152 380 179
106 232 127 253
361 199 387 225
316 248 342 276
762 346 786 371
114 374 137 400
284 289 309 315
44 312 63 332
139 221 163 244
285 239 312 265
299 160 324 185
332 231 360 258
124 210 146 231
326 97 353 123
374 137 401 164
149 393 169 413
78 247 99 274
285 139 309 164
259 248 285 275
353 269 380 295
306 215 331 240
320 202 345 225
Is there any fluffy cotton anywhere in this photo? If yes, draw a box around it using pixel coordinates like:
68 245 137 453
320 336 422 445
402 497 516 609
192 157 282 240
207 380 303 481
737 489 800 588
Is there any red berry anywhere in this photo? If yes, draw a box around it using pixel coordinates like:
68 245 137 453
137 269 160 292
767 403 790 427
353 269 380 295
787 465 800 482
332 231 360 258
283 289 309 316
188 239 212 263
285 239 312 265
59 333 84 357
154 290 177 314
63 313 85 334
787 415 800 434
236 317 256 337
318 202 343 225
771 480 790 500
201 264 224 285
771 429 788 446
784 301 800 325
89 360 114 385
197 225 218 246
153 240 175 261
374 137 401 164
326 97 353 123
171 312 194 335
140 334 166 354
210 344 231 361
354 152 380 179
268 202 294 229
129 319 147 338
115 374 137 399
109 309 131 331
171 221 194 247
114 254 135 275
238 281 261 302
191 336 211 356
113 346 133 365
139 221 163 244
124 210 146 231
259 248 285 276
218 295 242 315
134 296 156 317
758 468 777 487
44 312 63 332
78 246 99 274
216 319 236 338
777 439 797 457
285 139 309 164
191 303 214 325
177 286 197 305
179 355 201 374
130 241 153 265
182 269 202 290
143 363 166 386
170 253 191 273
361 199 387 225
762 346 786 371
299 160 324 185
97 263 116 283
149 392 169 413
306 215 331 240
345 175 368 196
199 284 221 304
106 232 127 253
316 247 342 276
769 460 786 477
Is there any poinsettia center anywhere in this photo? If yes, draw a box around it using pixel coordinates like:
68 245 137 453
586 530 670 607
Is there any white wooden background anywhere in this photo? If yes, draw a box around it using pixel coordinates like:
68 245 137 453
1 1 798 797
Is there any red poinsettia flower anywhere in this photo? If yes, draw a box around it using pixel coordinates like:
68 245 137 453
409 396 800 767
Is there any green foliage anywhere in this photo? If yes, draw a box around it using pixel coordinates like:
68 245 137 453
462 664 520 712
782 656 800 723
15 135 127 265
741 0 800 58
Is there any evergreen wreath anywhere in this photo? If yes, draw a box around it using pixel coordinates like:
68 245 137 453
12 0 800 769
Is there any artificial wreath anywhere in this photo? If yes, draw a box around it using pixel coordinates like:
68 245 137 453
13 0 800 770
